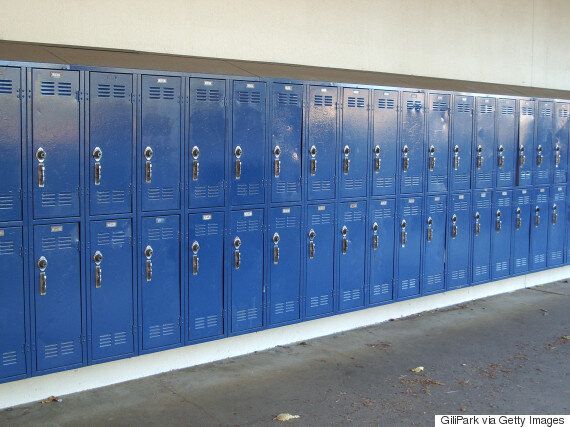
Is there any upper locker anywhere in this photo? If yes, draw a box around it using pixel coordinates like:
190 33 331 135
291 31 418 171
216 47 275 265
553 103 569 184
230 81 266 206
426 92 450 193
340 88 369 199
270 83 303 203
495 98 516 188
371 90 398 196
188 78 226 209
400 91 425 194
474 97 495 189
517 99 535 186
0 66 22 222
307 86 337 201
534 101 554 185
141 75 182 212
88 72 133 216
32 69 81 219
449 95 473 192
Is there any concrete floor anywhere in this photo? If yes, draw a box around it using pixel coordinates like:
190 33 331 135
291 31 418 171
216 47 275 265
1 281 569 426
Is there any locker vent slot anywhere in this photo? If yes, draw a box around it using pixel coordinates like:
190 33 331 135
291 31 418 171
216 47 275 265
149 86 175 100
236 308 258 322
540 107 552 117
113 85 126 98
347 96 365 108
236 183 261 197
196 88 222 102
342 289 361 302
427 273 443 286
521 106 534 116
343 210 363 223
501 105 514 115
0 240 15 256
534 253 545 264
451 269 467 280
237 90 261 103
98 84 126 99
559 108 569 118
314 94 333 107
2 351 18 366
372 208 392 221
537 194 548 204
57 82 72 96
431 100 448 111
517 195 531 205
375 176 395 189
41 192 73 208
0 194 14 210
194 315 219 330
456 103 470 113
495 261 508 272
96 190 126 205
475 198 491 209
497 197 511 207
149 323 176 339
309 294 330 307
44 341 75 359
428 202 445 214
478 104 493 114
276 181 298 194
344 179 364 190
236 218 260 233
99 331 128 348
551 251 563 261
515 257 527 267
41 236 74 251
194 222 220 236
40 81 55 96
454 200 469 211
147 226 175 241
310 212 332 225
406 100 422 110
97 84 111 97
554 192 565 202
275 216 298 229
474 265 489 276
277 92 300 105
403 175 421 188
372 283 390 296
97 230 128 246
0 79 12 94
378 98 395 109
193 184 222 199
274 301 296 315
147 187 175 201
311 180 332 193
402 205 420 216
400 278 417 291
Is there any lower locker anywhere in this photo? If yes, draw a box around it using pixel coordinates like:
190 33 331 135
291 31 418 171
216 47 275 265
529 187 549 271
567 185 570 263
89 219 135 363
140 215 181 351
491 190 513 279
447 192 471 289
369 199 395 304
305 204 334 318
188 212 224 342
229 209 263 333
397 196 422 299
338 201 366 311
33 222 83 373
0 226 27 382
547 185 566 267
268 206 301 326
471 190 492 284
422 195 446 294
512 188 532 274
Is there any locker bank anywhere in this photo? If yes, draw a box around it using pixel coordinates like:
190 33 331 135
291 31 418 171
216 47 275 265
1 40 570 385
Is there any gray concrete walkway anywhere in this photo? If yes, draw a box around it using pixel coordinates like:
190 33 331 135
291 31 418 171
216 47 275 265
2 281 569 426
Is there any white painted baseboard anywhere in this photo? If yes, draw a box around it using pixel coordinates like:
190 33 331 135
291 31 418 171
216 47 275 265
1 266 568 409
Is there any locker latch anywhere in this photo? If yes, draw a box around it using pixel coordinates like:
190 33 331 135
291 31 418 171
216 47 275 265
36 147 46 188
552 204 558 225
343 145 351 175
400 220 407 246
428 145 436 172
192 241 200 275
145 245 153 282
451 214 458 239
308 229 316 259
144 147 154 183
191 146 200 181
372 222 379 250
233 237 241 269
373 145 381 172
453 145 460 171
310 145 317 176
497 145 505 167
341 226 349 254
426 217 433 242
476 145 483 169
273 146 281 177
234 146 242 179
474 211 481 236
93 251 103 288
495 210 502 231
536 144 543 166
37 256 48 296
534 206 541 227
518 145 526 167
402 145 410 172
93 147 103 186
515 207 522 230
272 233 280 264
555 142 561 167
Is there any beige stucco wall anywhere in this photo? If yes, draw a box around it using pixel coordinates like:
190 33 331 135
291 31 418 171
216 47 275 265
0 0 568 90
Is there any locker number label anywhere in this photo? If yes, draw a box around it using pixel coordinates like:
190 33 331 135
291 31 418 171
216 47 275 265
244 211 253 217
157 78 167 84
0 230 4 237
282 208 291 214
156 217 166 223
202 214 212 220
51 225 63 233
318 205 326 211
380 201 387 206
106 221 117 228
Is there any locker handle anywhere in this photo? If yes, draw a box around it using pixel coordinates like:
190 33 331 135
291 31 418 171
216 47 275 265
555 143 561 167
374 145 381 172
192 146 200 181
38 163 45 188
234 250 241 269
402 145 410 172
400 220 407 246
272 233 280 264
497 145 505 167
341 226 348 254
534 207 540 227
372 222 379 249
234 146 242 179
428 145 436 172
453 145 460 171
495 210 502 231
145 260 153 282
451 215 458 239
39 272 47 296
474 212 480 236
310 145 317 176
93 251 103 288
426 217 433 242
552 204 558 224
515 208 522 230
93 147 103 186
476 145 483 169
144 146 153 183
192 255 199 275
536 145 543 166
343 145 351 175
308 229 316 259
273 146 281 177
518 145 526 167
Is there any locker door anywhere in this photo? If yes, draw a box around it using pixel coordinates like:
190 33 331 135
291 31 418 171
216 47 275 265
340 88 368 198
305 204 334 317
369 198 395 304
141 75 181 212
141 215 181 351
553 103 569 184
447 192 471 289
307 86 337 200
89 72 133 215
229 209 263 333
426 93 450 193
89 219 134 362
0 227 26 380
491 190 513 279
547 185 566 267
471 190 492 284
534 101 554 185
230 81 266 206
372 90 398 196
268 206 301 325
32 69 80 219
33 223 82 372
397 196 422 298
450 95 473 191
512 188 531 274
422 195 446 294
474 97 495 189
496 98 516 188
270 83 302 203
0 66 22 222
188 212 224 341
517 100 535 186
338 201 366 311
400 92 425 194
529 187 549 271
188 78 226 208
567 185 570 263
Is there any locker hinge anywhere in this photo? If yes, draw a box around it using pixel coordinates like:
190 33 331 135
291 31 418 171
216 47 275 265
178 232 182 242
23 344 30 354
17 88 24 99
80 335 87 343
130 93 135 103
19 246 24 258
76 91 83 101
18 188 22 200
132 325 137 335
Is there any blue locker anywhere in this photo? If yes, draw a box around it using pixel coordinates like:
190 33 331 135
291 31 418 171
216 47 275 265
474 97 495 189
140 215 181 351
229 209 263 333
491 190 513 279
0 66 22 222
534 101 554 185
517 99 535 186
547 185 566 267
553 103 569 184
400 91 425 194
512 188 531 274
230 81 266 206
529 187 549 271
397 196 422 298
371 90 398 196
340 88 368 198
338 201 366 310
188 212 224 341
446 192 471 289
307 86 337 200
471 190 492 284
305 203 334 317
89 72 133 215
268 206 301 325
33 222 82 372
270 83 302 203
426 93 450 193
141 75 181 212
450 95 473 191
188 78 226 208
422 194 447 294
369 198 395 304
567 185 570 263
495 98 516 188
89 219 134 362
32 69 80 219
0 227 27 381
